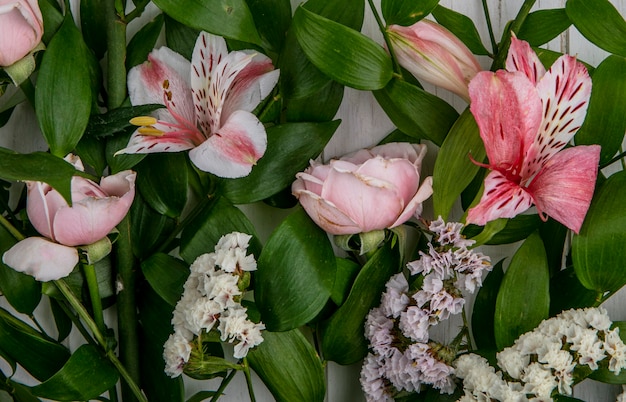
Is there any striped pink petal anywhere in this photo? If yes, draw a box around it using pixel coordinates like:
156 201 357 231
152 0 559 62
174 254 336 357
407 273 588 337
506 36 546 85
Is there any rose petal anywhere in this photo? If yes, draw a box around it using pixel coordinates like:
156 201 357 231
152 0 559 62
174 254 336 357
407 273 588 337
528 145 600 233
356 157 420 204
0 2 42 66
3 237 78 281
390 176 433 228
26 181 66 241
294 188 362 235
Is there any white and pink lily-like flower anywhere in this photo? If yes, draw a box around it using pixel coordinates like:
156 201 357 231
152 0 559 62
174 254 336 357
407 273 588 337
2 155 136 281
116 31 280 178
466 37 601 233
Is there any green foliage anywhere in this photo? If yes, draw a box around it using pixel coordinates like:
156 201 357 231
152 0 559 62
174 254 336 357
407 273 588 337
381 0 440 27
567 0 626 57
432 5 490 55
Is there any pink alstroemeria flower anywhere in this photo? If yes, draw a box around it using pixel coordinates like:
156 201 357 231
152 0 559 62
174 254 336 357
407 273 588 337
116 31 279 178
2 155 136 281
466 37 601 233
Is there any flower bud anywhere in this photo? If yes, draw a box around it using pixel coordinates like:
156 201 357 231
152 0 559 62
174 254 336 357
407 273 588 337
0 0 44 67
387 20 482 101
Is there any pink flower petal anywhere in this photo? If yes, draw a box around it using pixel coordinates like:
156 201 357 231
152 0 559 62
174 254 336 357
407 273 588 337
188 110 267 178
466 170 534 226
114 127 196 155
528 145 600 233
521 55 592 180
469 70 543 171
506 36 546 85
99 170 136 197
356 157 420 205
390 176 433 228
222 57 279 118
0 1 43 66
3 237 78 281
26 181 66 241
292 186 362 235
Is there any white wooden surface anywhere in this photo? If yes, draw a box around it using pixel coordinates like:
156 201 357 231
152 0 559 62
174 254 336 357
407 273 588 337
1 0 626 400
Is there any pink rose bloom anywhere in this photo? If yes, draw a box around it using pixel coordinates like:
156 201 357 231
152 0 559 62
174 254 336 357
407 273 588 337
3 155 136 281
292 143 433 235
387 20 482 101
0 0 43 66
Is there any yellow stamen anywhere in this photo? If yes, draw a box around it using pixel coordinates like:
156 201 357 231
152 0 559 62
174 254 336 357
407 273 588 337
137 126 165 136
130 116 158 126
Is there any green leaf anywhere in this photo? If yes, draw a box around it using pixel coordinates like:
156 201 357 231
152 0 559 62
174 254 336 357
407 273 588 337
256 208 336 331
39 0 63 44
127 14 165 69
246 0 291 54
187 391 217 402
284 80 344 122
321 241 399 364
293 7 393 90
0 149 75 204
494 233 550 350
331 257 361 306
80 0 107 59
373 78 459 146
539 218 569 276
463 215 542 245
142 253 189 306
381 0 439 26
248 329 325 402
431 5 490 55
566 0 626 57
572 170 626 293
152 0 261 45
35 16 93 157
29 345 118 401
75 135 107 176
432 109 484 219
0 224 41 315
575 55 626 165
164 15 201 60
180 197 261 264
472 260 504 351
588 321 626 384
106 129 146 173
86 104 163 140
517 9 572 46
130 193 176 259
221 121 339 203
0 307 70 381
549 267 600 316
135 153 189 218
49 298 72 342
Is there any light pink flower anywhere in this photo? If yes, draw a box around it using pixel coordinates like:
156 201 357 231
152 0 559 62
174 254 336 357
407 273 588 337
292 143 433 235
3 155 135 281
0 0 42 66
387 20 482 101
466 37 600 233
116 31 279 178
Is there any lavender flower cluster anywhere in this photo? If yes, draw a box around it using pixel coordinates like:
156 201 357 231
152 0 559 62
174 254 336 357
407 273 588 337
456 307 626 401
163 232 265 378
360 218 491 401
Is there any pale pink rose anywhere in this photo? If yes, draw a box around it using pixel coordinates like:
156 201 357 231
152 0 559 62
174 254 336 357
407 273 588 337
292 143 433 235
0 0 43 66
387 20 482 101
2 155 136 281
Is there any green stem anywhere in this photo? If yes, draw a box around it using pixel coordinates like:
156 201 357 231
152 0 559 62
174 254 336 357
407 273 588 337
0 214 24 241
125 0 150 22
243 357 257 402
599 149 626 169
366 0 402 75
105 0 128 109
491 0 537 70
209 369 238 402
55 299 98 347
82 262 106 335
115 215 141 402
54 279 147 402
481 0 498 55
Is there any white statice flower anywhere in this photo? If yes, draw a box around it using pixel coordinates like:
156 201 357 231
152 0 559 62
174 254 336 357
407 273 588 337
203 270 241 309
380 273 410 318
497 347 529 380
520 362 557 399
214 232 257 272
216 231 252 251
568 327 605 370
604 328 626 374
365 307 395 356
617 389 626 402
183 297 223 335
408 343 455 394
163 332 192 377
360 354 394 402
232 318 265 359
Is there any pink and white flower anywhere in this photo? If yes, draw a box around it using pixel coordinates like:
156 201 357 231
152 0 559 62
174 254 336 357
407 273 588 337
0 0 43 66
466 37 600 233
116 31 279 178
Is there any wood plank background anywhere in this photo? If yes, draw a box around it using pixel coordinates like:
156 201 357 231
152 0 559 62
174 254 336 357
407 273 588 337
1 0 626 400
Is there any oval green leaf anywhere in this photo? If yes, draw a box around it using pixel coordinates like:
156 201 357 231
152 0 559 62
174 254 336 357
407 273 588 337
30 345 118 401
572 170 626 293
471 260 504 351
130 194 176 259
246 0 291 53
432 109 484 219
256 208 336 331
221 120 339 204
518 9 572 47
248 329 325 402
321 241 400 364
35 16 93 157
575 55 626 165
381 0 439 26
127 14 165 69
566 0 626 57
549 267 600 316
374 78 458 146
142 253 189 306
293 6 393 90
494 232 550 350
431 5 490 55
135 153 189 218
152 0 261 45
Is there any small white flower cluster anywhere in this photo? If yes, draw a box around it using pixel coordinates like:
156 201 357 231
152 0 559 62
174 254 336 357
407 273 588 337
163 232 265 378
617 388 626 402
360 218 491 401
455 307 626 401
